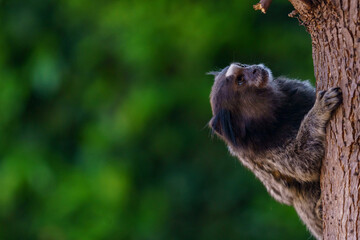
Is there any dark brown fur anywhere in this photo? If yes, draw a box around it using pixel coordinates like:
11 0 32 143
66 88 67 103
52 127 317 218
209 63 342 239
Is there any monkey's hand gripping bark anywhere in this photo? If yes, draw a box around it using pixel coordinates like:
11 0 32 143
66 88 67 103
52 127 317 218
274 87 342 182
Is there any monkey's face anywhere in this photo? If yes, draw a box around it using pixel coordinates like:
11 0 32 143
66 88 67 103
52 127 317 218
209 63 274 147
226 63 272 89
210 63 273 114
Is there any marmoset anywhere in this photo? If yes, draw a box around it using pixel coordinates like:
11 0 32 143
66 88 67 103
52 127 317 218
208 63 342 239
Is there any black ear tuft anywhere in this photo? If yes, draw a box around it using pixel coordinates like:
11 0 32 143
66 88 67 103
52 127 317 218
209 114 220 134
209 109 237 145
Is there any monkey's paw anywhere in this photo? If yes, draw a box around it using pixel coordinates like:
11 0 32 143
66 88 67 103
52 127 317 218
315 198 323 220
316 87 342 113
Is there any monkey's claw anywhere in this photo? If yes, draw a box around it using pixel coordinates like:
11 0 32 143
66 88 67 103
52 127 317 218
318 87 342 112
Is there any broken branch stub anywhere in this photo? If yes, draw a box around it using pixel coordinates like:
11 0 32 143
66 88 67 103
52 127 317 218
253 0 273 14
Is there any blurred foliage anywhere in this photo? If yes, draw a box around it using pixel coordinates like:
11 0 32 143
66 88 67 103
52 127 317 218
0 0 315 239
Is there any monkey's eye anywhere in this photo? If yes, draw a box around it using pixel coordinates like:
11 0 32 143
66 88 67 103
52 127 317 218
237 75 245 85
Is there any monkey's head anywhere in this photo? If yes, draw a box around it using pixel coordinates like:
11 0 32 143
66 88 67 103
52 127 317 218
209 63 281 149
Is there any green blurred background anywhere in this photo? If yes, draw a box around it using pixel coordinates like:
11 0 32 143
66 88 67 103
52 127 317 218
0 0 316 239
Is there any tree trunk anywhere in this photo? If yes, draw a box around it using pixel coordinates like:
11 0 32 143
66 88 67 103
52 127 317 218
255 0 360 238
288 0 360 239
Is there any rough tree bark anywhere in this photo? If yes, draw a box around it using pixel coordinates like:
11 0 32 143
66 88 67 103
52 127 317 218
254 0 360 239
